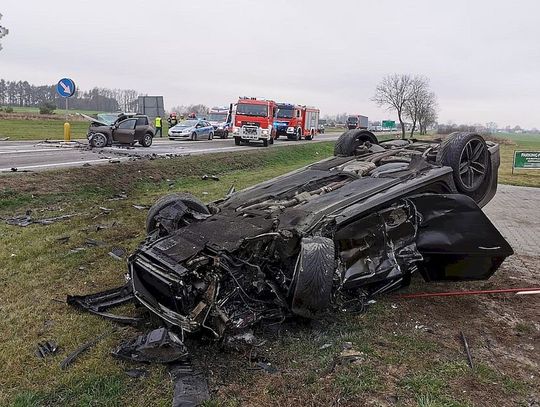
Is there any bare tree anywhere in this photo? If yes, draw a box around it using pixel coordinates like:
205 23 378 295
486 122 498 134
0 14 8 51
417 92 438 135
372 74 413 139
404 76 430 137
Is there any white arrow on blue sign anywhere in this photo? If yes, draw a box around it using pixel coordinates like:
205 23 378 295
56 78 76 98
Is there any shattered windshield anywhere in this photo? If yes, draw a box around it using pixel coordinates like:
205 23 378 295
236 103 268 117
97 113 121 125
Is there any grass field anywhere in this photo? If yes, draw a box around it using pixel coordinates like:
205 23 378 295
0 119 90 140
1 142 538 406
1 106 106 116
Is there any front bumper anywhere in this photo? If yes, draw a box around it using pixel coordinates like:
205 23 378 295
168 132 191 139
235 126 271 140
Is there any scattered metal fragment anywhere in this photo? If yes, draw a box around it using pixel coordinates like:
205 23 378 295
319 343 332 350
36 341 58 358
69 247 86 254
461 331 474 369
85 238 106 247
108 247 126 261
109 192 128 201
67 283 141 325
125 368 149 378
98 207 113 213
0 136 10 141
112 328 189 364
250 361 278 374
60 329 115 369
132 204 148 210
5 211 75 227
169 362 210 407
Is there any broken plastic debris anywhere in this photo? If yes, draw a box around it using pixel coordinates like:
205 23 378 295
36 341 58 358
112 328 189 364
108 247 126 260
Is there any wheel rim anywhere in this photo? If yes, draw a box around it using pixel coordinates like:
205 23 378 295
144 135 151 145
94 135 106 147
458 138 488 189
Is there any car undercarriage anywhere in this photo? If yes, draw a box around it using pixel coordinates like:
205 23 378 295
69 131 513 343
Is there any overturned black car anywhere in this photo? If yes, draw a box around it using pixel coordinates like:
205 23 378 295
69 131 513 342
113 130 512 338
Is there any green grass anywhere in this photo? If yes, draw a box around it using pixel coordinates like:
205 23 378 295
0 118 90 140
1 105 106 116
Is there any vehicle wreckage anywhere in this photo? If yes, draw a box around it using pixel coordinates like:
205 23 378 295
69 130 513 348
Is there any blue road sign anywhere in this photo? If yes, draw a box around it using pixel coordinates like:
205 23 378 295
56 78 76 98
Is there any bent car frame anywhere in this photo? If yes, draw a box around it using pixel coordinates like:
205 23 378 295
71 130 513 341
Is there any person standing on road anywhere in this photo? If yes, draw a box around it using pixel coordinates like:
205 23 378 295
155 116 163 137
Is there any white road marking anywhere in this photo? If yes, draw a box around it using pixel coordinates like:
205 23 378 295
0 148 68 155
0 158 123 172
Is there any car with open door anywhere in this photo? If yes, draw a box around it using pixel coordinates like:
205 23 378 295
81 113 154 148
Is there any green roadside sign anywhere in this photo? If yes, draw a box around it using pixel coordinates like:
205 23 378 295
382 120 395 128
512 151 540 173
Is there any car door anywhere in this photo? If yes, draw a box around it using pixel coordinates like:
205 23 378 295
114 119 137 144
134 117 149 142
202 121 212 136
195 121 205 137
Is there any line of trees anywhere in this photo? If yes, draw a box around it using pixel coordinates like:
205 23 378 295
0 79 140 113
372 74 438 138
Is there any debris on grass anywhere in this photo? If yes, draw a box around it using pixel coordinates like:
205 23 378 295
125 368 150 379
60 329 116 369
108 247 126 260
36 341 59 358
169 362 210 407
112 328 189 364
5 210 75 227
461 331 474 369
132 204 148 210
56 236 70 244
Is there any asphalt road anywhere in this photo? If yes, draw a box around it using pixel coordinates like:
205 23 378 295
0 133 345 172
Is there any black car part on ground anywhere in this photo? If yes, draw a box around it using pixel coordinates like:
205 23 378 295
112 328 189 364
67 283 142 325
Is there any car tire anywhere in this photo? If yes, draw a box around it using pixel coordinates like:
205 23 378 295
140 133 153 147
208 132 214 140
289 236 336 319
295 128 302 141
269 135 274 145
234 137 241 146
89 133 108 148
191 132 198 141
334 130 378 156
262 139 269 147
436 132 491 203
222 131 228 139
146 193 210 234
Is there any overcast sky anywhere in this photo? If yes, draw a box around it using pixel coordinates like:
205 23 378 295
1 0 539 128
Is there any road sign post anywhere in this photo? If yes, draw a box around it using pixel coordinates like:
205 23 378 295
56 78 76 141
512 150 540 174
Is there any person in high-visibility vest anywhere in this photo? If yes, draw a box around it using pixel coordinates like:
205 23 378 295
155 116 163 137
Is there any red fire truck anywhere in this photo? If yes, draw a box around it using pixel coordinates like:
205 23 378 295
232 97 277 147
274 103 320 140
